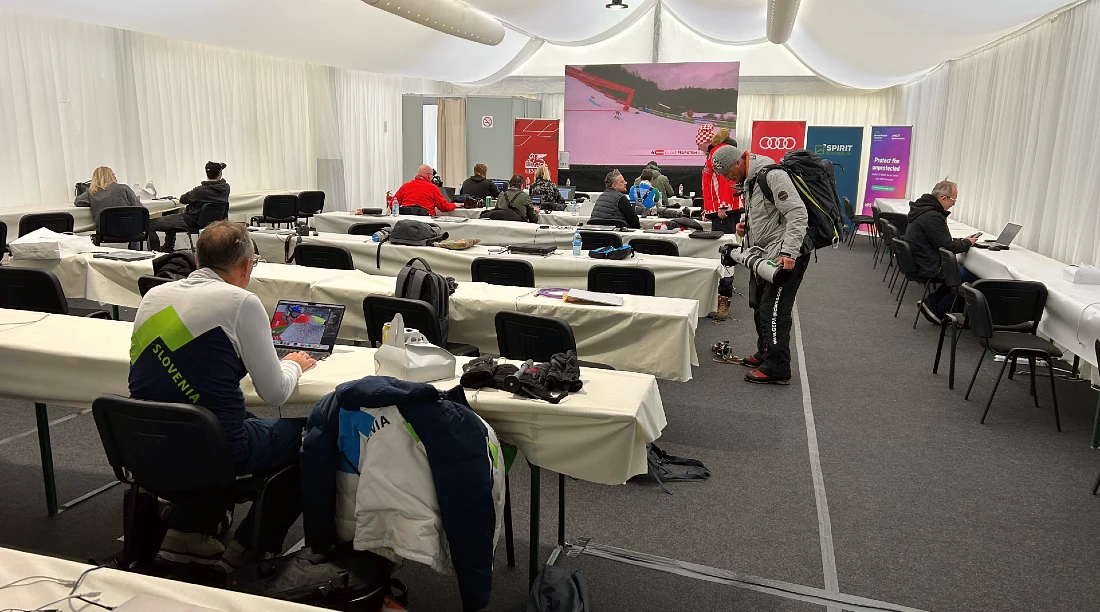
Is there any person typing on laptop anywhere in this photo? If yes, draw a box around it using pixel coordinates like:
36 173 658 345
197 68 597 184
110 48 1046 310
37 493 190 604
129 220 315 572
906 180 979 324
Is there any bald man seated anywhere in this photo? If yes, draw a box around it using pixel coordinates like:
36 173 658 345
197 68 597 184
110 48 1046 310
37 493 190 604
393 164 456 216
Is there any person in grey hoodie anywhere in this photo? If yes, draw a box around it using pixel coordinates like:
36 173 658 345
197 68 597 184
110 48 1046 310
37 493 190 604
74 166 141 227
712 145 810 385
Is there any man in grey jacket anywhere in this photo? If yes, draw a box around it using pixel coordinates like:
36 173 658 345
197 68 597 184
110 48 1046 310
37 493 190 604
712 145 810 385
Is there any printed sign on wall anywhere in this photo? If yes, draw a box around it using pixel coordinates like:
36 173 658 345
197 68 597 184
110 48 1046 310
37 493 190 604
750 121 806 162
862 126 913 215
514 119 560 184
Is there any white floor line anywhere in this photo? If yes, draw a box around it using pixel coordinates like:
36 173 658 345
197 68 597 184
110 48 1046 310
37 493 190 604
792 304 841 612
0 408 92 447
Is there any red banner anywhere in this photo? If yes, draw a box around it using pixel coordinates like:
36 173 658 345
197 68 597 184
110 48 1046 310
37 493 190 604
750 120 807 161
514 119 560 185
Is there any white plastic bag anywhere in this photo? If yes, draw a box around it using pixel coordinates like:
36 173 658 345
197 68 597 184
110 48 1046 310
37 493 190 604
373 313 456 382
8 227 98 260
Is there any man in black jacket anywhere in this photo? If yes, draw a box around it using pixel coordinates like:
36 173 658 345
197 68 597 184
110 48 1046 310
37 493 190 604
149 161 231 252
459 163 500 203
905 180 978 324
591 170 640 229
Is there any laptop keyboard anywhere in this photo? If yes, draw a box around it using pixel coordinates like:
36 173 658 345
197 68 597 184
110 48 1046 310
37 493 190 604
276 348 330 361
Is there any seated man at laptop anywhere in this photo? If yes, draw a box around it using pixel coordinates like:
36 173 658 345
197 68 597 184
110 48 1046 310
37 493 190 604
394 164 456 216
906 180 979 324
129 220 316 571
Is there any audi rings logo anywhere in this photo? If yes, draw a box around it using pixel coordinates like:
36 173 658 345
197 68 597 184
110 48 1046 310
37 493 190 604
758 136 797 150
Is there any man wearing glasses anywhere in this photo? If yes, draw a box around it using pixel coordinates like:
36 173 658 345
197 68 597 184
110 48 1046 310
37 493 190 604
128 220 315 572
906 180 979 324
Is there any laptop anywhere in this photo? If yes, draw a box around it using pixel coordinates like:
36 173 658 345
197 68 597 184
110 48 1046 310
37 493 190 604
442 186 456 202
492 179 509 192
558 185 576 201
270 300 345 360
974 223 1022 249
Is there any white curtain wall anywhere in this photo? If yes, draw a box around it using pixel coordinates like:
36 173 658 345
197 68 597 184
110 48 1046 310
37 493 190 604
0 9 403 211
436 98 467 189
899 0 1100 265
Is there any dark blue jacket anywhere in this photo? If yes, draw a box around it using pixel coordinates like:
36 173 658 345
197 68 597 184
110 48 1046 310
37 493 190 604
301 376 498 611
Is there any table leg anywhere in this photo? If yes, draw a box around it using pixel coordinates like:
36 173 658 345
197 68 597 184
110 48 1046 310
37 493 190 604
558 473 566 546
1092 394 1100 449
35 403 58 516
111 305 120 321
529 463 541 586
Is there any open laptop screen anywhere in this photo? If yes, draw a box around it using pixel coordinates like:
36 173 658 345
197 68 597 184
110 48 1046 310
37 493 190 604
558 186 576 201
270 301 345 352
995 223 1023 246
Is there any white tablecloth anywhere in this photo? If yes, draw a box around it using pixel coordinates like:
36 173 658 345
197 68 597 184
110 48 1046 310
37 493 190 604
876 197 1100 366
398 207 708 231
0 546 328 612
249 230 722 311
0 309 666 484
0 200 181 235
9 254 699 381
313 213 730 259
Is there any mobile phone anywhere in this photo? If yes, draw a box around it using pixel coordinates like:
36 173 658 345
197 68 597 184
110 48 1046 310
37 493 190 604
968 232 982 239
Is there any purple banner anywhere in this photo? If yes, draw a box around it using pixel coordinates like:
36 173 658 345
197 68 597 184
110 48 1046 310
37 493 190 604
862 126 912 215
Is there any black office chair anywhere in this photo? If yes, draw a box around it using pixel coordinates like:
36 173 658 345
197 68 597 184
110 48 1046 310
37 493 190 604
880 211 908 237
890 238 937 325
293 244 355 270
958 281 1062 431
868 204 884 258
471 258 535 287
138 275 173 297
186 202 230 251
587 266 655 296
1 221 7 255
586 218 626 229
94 206 150 249
844 197 876 249
362 295 478 356
1092 341 1100 494
579 231 622 251
296 191 326 225
494 311 576 362
876 220 897 280
19 212 74 237
628 238 678 257
250 195 298 228
398 206 430 217
933 250 1038 389
91 394 295 567
0 267 110 318
348 223 391 236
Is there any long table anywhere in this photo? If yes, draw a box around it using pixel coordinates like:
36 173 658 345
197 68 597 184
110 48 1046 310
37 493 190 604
412 207 708 230
250 230 722 311
0 200 181 235
877 197 1100 446
313 212 732 259
0 309 666 580
0 190 304 235
0 546 330 612
11 253 699 381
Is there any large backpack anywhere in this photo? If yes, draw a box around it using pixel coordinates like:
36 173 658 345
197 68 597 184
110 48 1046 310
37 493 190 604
752 149 845 251
629 184 657 209
395 257 457 342
389 219 447 246
479 191 527 222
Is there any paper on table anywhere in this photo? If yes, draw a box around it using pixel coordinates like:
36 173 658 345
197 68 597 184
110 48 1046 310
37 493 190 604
564 290 624 306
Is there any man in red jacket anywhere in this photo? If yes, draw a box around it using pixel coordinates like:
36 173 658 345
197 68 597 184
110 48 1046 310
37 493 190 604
697 123 741 233
394 165 456 216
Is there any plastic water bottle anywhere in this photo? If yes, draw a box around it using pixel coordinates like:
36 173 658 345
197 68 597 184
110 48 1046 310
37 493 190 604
572 199 579 214
572 230 582 257
391 197 400 217
371 231 384 242
678 184 684 197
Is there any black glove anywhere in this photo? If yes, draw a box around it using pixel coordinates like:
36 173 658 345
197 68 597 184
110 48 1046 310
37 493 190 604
545 350 583 392
460 355 497 389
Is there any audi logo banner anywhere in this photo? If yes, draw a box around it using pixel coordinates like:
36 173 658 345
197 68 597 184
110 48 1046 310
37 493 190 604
750 120 806 160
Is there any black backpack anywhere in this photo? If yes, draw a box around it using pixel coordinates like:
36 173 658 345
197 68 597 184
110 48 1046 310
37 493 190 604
525 564 589 612
751 149 845 251
395 257 457 342
479 191 527 222
389 219 447 246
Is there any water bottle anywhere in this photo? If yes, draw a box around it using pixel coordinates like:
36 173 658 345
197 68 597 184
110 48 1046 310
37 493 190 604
678 184 684 197
572 230 582 257
372 231 384 242
391 197 400 217
571 199 579 214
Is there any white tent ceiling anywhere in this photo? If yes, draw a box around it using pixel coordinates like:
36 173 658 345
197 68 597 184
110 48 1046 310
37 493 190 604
4 0 1083 88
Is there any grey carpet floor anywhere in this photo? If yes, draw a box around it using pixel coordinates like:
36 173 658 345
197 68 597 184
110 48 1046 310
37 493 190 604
1 240 1098 611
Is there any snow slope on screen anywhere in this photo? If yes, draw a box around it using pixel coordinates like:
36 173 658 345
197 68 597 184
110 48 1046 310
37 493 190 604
564 76 708 166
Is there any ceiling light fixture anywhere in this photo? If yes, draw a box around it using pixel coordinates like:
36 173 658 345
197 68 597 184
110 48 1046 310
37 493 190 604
360 0 504 45
766 0 801 44
606 0 629 9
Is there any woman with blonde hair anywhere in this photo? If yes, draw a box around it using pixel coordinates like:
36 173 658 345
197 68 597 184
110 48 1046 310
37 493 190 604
74 166 141 227
528 164 565 210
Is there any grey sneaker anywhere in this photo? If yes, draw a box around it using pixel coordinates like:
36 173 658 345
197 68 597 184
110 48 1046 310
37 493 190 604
157 529 225 565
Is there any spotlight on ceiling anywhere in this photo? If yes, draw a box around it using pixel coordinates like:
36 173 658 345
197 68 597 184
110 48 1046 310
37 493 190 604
360 0 505 45
606 0 629 9
766 0 801 44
